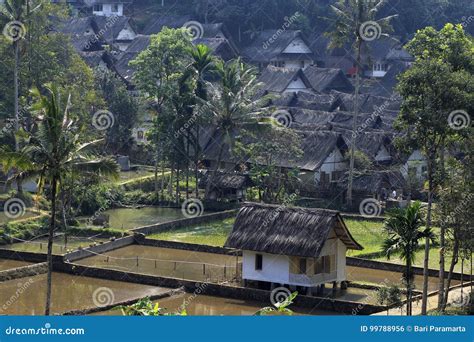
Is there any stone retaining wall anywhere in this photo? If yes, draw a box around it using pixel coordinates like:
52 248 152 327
347 257 467 281
138 238 241 256
0 262 48 282
64 236 136 262
130 209 238 235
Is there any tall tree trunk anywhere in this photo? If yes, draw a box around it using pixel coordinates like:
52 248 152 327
195 123 200 198
406 260 412 316
13 41 23 194
205 143 224 200
421 156 434 315
347 39 361 207
175 163 180 205
186 131 190 199
45 177 58 315
442 238 459 310
437 144 446 310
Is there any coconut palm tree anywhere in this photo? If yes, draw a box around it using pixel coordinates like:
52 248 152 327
0 0 40 193
200 58 267 199
0 84 119 315
326 0 397 206
188 44 215 197
382 202 435 315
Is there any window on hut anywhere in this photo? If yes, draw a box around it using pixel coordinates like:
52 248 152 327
298 258 307 274
255 254 263 270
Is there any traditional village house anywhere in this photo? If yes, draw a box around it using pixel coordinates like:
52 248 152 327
88 0 132 17
258 65 353 95
94 16 138 51
242 30 317 71
400 150 428 181
225 203 363 294
198 171 252 202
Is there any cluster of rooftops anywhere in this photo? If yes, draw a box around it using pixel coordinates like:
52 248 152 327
49 3 422 199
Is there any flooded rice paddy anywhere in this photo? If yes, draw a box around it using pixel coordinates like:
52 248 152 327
94 293 343 316
0 259 32 271
0 272 172 315
100 207 185 230
74 245 240 283
0 236 109 255
346 266 459 292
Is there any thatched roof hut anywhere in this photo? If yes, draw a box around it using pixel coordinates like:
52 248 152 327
225 202 363 257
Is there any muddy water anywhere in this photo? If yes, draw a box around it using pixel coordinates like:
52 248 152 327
102 207 185 230
347 266 459 292
0 272 172 315
75 245 240 283
0 259 32 271
94 293 343 316
0 236 109 255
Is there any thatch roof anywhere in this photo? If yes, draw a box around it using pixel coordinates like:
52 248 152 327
258 65 352 95
93 16 136 43
242 30 316 63
303 66 354 93
194 37 239 61
225 202 363 257
338 170 405 193
199 171 251 190
142 14 193 35
258 66 303 93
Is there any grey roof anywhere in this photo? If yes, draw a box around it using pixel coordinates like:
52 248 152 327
199 171 251 190
303 66 354 93
242 30 316 63
338 170 406 193
93 16 135 43
258 66 303 93
258 65 353 94
225 202 363 257
54 17 102 51
113 35 150 81
142 14 193 35
194 37 238 61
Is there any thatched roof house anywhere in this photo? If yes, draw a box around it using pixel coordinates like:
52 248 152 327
198 171 252 201
225 203 362 289
242 30 316 70
258 65 353 95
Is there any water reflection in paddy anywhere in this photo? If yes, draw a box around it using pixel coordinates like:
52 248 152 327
346 266 458 292
101 207 186 230
0 236 109 255
0 273 172 315
75 245 240 283
94 293 342 316
0 259 32 271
